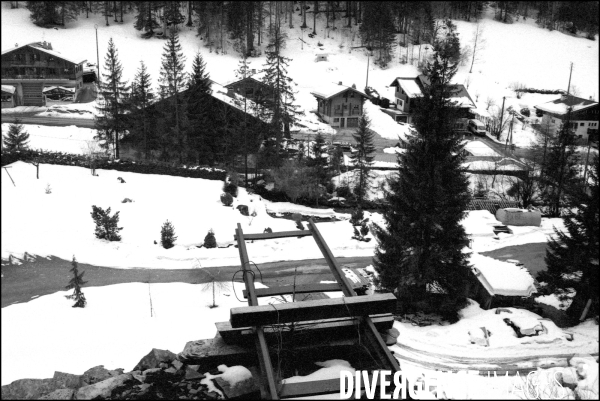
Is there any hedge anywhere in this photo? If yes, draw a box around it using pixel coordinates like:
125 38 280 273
1 149 227 181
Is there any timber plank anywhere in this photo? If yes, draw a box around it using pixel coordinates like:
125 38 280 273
279 375 372 399
242 283 343 299
230 293 397 328
234 230 313 241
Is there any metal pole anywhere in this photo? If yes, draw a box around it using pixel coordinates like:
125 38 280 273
365 53 369 89
498 96 506 140
94 24 100 85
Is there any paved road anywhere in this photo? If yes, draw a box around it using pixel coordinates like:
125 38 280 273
0 254 374 308
0 114 95 128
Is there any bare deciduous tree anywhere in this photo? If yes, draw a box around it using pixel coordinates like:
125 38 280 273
485 96 496 110
509 81 527 99
469 21 486 73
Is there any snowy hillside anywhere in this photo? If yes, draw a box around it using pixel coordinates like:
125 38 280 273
2 3 597 139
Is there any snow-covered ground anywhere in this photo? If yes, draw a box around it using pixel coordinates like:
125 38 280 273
1 124 98 154
1 162 564 269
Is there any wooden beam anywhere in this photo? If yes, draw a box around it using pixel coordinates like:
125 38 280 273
279 375 372 399
216 314 394 344
230 293 397 328
242 283 343 299
234 230 312 241
235 225 279 400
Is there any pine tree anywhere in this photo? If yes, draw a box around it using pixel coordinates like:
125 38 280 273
134 1 160 34
350 114 375 207
262 25 303 158
308 132 329 187
186 52 214 164
26 1 58 26
128 61 154 159
3 118 30 151
540 114 580 217
204 229 217 248
162 1 185 28
65 256 87 308
160 220 178 249
359 1 397 68
91 205 123 241
372 38 472 314
159 31 188 163
95 38 129 159
538 156 599 321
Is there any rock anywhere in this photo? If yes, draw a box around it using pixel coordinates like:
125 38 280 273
75 374 132 400
159 362 169 369
237 205 249 216
81 365 112 385
165 367 178 374
39 388 75 400
139 383 152 392
187 365 200 371
185 367 204 381
133 374 145 383
205 391 221 400
52 371 82 389
189 388 199 395
134 349 177 371
172 360 184 371
143 368 162 375
1 378 56 400
381 328 400 345
214 370 259 399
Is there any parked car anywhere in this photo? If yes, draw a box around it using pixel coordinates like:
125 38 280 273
467 119 487 136
520 108 530 117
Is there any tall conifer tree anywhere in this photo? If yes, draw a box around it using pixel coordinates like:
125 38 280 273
186 52 214 164
95 38 129 159
3 118 30 151
65 256 87 308
159 31 188 162
350 114 375 207
129 61 154 159
372 38 472 312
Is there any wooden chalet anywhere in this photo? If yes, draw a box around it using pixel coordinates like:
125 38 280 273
1 41 86 107
224 71 275 107
534 95 599 141
311 82 368 128
388 75 476 126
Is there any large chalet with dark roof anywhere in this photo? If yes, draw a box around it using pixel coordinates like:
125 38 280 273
224 71 275 107
1 41 86 107
388 75 476 127
311 82 368 128
534 95 599 141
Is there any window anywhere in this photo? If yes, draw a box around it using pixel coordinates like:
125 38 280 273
333 118 339 122
552 119 555 123
578 135 583 138
350 92 354 98
335 105 341 110
580 122 585 126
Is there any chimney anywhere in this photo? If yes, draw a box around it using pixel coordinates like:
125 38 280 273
251 69 256 74
351 83 356 89
338 81 342 85
590 96 593 101
15 43 18 47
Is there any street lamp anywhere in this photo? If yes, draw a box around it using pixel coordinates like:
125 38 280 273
94 24 100 85
365 47 373 90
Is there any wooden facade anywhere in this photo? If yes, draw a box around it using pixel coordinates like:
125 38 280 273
1 42 85 106
535 97 599 141
224 76 274 108
311 84 368 128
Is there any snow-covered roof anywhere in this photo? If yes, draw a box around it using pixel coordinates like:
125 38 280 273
311 82 367 100
223 71 267 88
470 253 537 297
534 95 598 115
209 80 270 124
463 160 523 171
43 86 75 93
1 85 16 94
1 42 87 65
463 141 501 157
390 77 424 98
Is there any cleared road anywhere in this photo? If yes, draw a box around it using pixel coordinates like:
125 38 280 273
1 114 95 128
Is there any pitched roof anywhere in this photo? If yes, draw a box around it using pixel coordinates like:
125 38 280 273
1 85 16 94
1 42 87 65
467 199 521 215
534 95 598 115
390 75 475 107
209 80 271 124
223 71 267 88
470 253 537 297
311 82 367 100
389 77 424 97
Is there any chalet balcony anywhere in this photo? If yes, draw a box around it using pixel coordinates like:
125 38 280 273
334 110 343 115
1 73 77 81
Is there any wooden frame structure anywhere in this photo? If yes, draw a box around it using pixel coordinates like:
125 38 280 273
233 219 400 399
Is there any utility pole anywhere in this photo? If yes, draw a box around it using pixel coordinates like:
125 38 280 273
497 96 506 140
505 111 515 153
365 47 372 90
566 62 573 99
94 24 100 86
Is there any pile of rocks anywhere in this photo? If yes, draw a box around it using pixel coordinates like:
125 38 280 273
1 348 259 400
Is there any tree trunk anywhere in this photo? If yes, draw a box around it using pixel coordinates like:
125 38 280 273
105 1 109 25
346 1 351 27
114 1 118 22
313 0 318 32
187 0 193 26
289 0 293 28
246 1 255 56
120 1 123 22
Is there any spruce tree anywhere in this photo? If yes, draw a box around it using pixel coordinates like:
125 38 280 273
95 38 129 159
372 38 472 313
91 206 123 241
308 132 329 187
262 25 303 158
159 31 188 163
186 52 214 164
538 156 599 321
359 2 396 68
162 1 185 28
65 256 87 308
128 61 154 159
350 114 376 207
134 1 160 34
540 114 580 217
3 118 30 151
26 1 58 26
204 229 217 248
160 220 178 249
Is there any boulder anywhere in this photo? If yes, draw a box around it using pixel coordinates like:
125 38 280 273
214 370 259 399
1 378 56 400
81 365 113 385
237 205 249 216
172 360 184 371
185 366 204 381
39 388 75 400
133 348 177 371
75 374 132 400
52 371 82 389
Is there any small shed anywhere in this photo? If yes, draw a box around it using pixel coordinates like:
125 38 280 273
495 208 541 227
1 85 16 108
315 53 329 62
468 253 537 310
